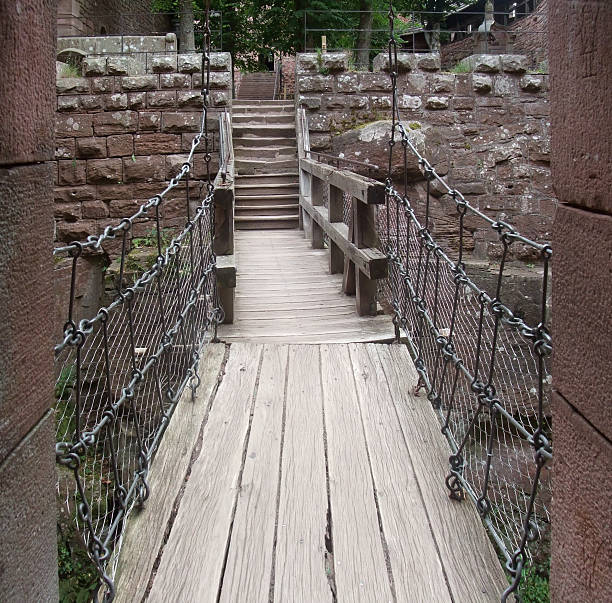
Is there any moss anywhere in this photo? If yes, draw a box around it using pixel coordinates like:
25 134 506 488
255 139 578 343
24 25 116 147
408 122 421 130
449 61 471 74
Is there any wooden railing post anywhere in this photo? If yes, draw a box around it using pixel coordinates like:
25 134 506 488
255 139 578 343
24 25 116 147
354 200 379 316
328 184 344 274
311 175 326 249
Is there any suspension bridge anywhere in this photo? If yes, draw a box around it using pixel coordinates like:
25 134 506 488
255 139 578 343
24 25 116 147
52 7 552 603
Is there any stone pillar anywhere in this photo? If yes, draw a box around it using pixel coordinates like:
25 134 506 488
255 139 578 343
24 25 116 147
549 2 612 600
0 1 58 601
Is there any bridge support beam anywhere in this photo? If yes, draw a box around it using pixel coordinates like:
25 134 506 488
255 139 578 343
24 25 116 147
0 1 58 601
550 2 612 600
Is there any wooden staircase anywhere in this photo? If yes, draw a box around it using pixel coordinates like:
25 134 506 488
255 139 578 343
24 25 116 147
236 71 276 100
233 100 299 230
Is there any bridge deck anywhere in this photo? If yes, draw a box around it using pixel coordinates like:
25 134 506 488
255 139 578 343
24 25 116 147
116 343 507 602
217 230 395 343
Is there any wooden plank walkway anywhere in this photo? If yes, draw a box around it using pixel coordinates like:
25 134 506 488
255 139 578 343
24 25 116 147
116 342 507 602
217 230 395 343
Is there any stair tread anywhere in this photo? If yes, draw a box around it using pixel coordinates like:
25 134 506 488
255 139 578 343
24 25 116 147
235 214 299 221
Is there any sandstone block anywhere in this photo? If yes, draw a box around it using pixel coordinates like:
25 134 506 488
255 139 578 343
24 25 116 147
93 111 138 135
162 112 201 133
134 133 181 155
160 73 191 89
54 203 81 221
432 74 455 93
80 95 104 111
178 54 202 73
56 77 89 95
453 96 475 110
105 93 128 110
123 155 165 183
82 201 109 218
371 96 392 110
348 95 368 109
139 112 162 131
296 54 318 73
470 54 501 73
107 134 133 157
309 133 332 151
109 198 142 218
493 76 515 97
359 73 391 92
57 96 79 112
83 57 107 76
209 71 231 90
336 73 359 93
56 114 94 138
323 95 347 110
58 159 86 185
399 95 422 110
308 114 332 132
405 73 428 93
372 52 415 73
148 91 177 108
126 93 146 110
55 139 75 159
56 219 98 242
520 75 543 92
121 75 158 91
321 52 349 73
151 55 177 73
54 185 96 204
76 137 106 159
165 154 191 178
298 76 333 93
473 74 492 93
416 53 441 71
87 158 123 184
90 77 114 94
107 56 136 76
425 96 449 110
211 91 230 107
177 91 202 108
501 54 528 74
209 52 231 71
122 36 165 53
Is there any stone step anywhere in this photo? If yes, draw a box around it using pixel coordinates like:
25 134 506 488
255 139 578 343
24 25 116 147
236 204 299 217
233 124 296 138
232 113 295 125
235 215 299 230
235 172 299 185
235 147 296 160
236 158 298 175
235 194 299 206
233 136 297 148
233 99 293 105
235 185 299 197
232 105 294 115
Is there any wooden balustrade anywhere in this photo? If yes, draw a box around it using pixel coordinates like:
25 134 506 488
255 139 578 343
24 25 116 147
298 157 388 316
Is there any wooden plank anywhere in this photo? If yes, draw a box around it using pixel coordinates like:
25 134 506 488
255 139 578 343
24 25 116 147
379 344 509 602
220 345 289 602
114 344 226 603
274 345 332 602
348 343 452 602
300 195 387 280
216 254 237 288
147 343 263 603
300 158 385 204
320 345 394 602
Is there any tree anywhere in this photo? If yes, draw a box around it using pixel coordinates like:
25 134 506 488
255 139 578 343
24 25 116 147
404 0 464 50
178 0 196 51
355 0 374 68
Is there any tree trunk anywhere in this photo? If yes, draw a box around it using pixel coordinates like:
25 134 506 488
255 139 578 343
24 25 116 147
178 0 195 52
424 21 441 51
355 0 373 69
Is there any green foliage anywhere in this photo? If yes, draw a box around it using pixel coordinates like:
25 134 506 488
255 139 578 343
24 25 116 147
449 61 471 73
59 63 82 78
131 227 173 251
58 527 99 602
519 562 550 603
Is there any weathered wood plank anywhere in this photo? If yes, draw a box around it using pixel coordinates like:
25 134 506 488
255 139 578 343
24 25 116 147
320 345 394 602
300 196 387 280
379 344 509 602
300 158 385 204
147 343 263 603
220 345 289 602
274 345 332 602
348 343 452 602
114 344 226 603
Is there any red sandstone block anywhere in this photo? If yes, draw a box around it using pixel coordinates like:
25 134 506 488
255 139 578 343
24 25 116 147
55 138 76 160
58 160 87 186
93 111 139 135
105 93 129 111
96 183 134 201
80 95 104 111
56 114 94 138
54 185 96 204
165 154 190 179
87 158 123 184
107 134 134 157
0 0 55 164
57 96 80 112
123 155 165 183
147 91 177 108
128 92 146 110
553 204 612 439
90 77 115 94
54 203 81 221
160 73 191 89
162 112 202 133
134 133 181 155
549 0 612 212
76 137 107 159
82 201 109 219
109 198 144 218
139 112 162 132
551 391 612 602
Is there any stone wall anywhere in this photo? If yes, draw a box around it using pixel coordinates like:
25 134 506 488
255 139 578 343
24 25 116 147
54 50 232 253
58 0 171 37
296 51 554 261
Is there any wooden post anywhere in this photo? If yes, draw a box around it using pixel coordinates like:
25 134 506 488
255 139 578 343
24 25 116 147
354 200 379 316
329 184 344 274
342 200 356 295
311 175 326 249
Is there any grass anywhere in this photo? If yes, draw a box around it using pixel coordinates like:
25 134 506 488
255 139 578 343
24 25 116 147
449 61 472 74
59 62 82 78
519 561 550 602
